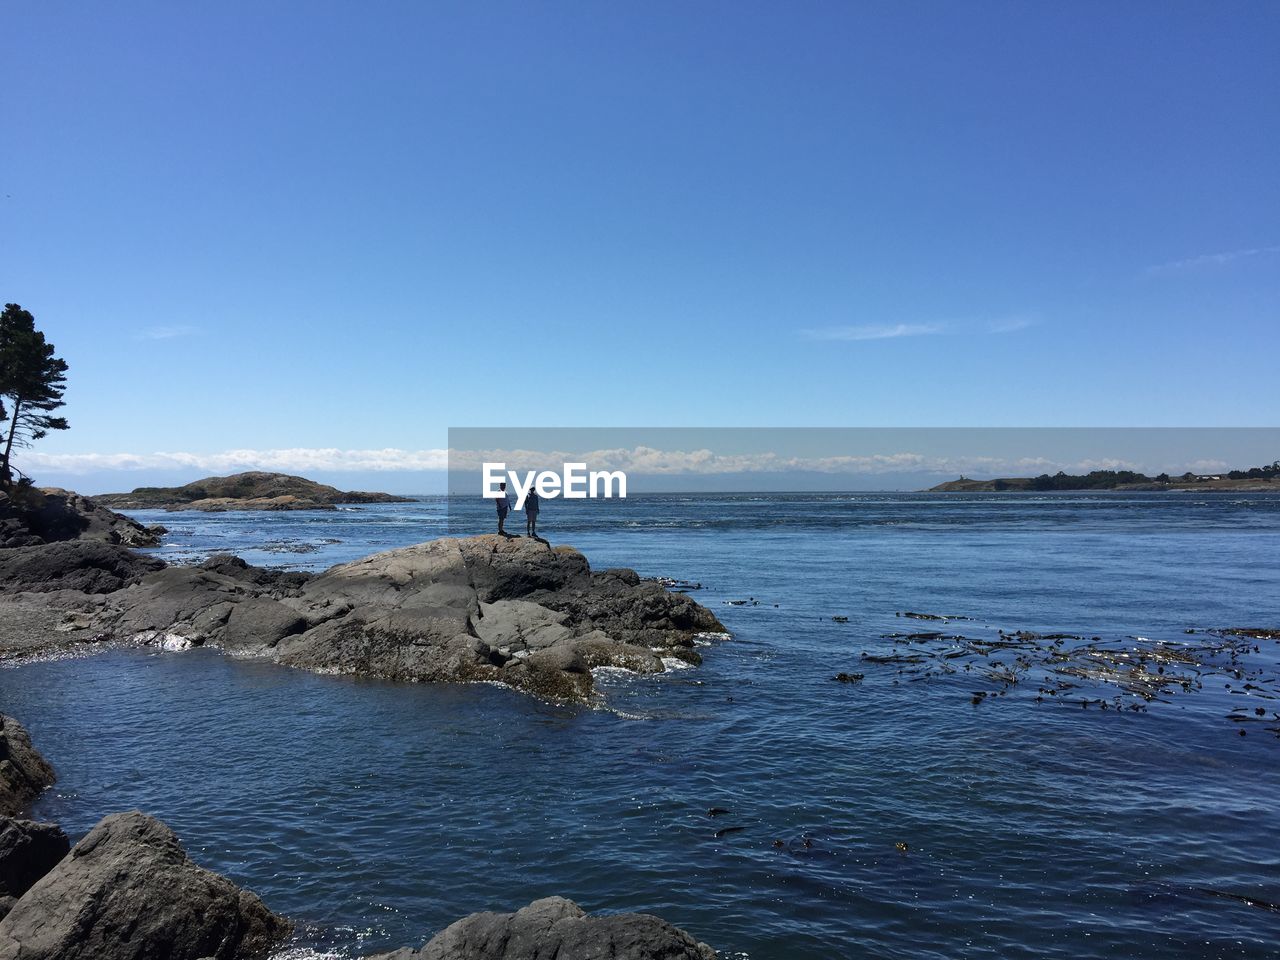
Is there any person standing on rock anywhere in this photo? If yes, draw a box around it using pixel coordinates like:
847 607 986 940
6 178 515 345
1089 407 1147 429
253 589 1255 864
495 482 513 536
525 488 540 538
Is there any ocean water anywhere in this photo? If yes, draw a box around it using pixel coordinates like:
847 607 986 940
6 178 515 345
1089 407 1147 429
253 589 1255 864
3 493 1280 959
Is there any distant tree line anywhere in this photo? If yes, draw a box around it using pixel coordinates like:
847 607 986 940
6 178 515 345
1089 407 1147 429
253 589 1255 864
1226 461 1280 480
988 463 1278 491
1021 470 1154 491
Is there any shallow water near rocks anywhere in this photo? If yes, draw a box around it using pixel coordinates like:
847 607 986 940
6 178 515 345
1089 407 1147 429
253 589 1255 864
4 493 1280 959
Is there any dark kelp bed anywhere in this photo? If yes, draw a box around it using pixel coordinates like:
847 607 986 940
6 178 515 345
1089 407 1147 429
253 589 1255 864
834 614 1280 738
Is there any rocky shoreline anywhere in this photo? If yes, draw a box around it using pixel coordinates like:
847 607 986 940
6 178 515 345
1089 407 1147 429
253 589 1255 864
0 483 726 703
0 486 724 957
0 718 715 959
0 534 727 703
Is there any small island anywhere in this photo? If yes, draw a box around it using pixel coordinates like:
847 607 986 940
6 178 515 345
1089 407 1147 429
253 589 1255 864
928 461 1279 493
91 470 415 512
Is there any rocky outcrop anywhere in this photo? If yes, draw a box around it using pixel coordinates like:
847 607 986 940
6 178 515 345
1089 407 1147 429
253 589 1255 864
0 540 165 594
0 715 56 817
0 534 726 703
0 506 728 701
0 810 290 960
93 471 414 511
195 536 722 701
0 488 161 548
365 896 716 960
0 818 70 913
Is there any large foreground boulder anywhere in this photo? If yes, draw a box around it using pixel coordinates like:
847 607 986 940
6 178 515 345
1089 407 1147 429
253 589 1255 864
0 716 55 817
0 811 290 960
0 818 69 913
366 896 716 960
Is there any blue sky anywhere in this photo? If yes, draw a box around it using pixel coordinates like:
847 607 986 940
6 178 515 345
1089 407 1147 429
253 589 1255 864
4 2 1278 491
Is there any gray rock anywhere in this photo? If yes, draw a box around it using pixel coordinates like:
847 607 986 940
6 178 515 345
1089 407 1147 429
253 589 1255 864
364 896 716 960
456 537 591 602
0 818 69 900
473 600 575 652
199 554 311 590
219 598 308 650
0 810 290 960
0 540 165 595
0 490 41 549
0 488 160 548
1 533 726 704
573 631 667 674
0 715 56 816
261 535 723 700
0 591 109 663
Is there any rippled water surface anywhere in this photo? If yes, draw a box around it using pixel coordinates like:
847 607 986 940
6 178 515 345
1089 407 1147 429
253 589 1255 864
4 493 1280 959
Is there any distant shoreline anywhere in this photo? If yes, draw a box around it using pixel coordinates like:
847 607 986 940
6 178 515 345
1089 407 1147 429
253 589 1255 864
926 476 1278 493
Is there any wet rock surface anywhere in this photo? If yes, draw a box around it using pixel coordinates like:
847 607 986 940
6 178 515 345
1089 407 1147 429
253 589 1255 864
0 535 726 703
0 810 291 960
364 896 716 960
0 715 56 817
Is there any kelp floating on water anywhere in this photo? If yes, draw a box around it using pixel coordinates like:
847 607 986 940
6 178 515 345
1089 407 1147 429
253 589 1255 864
838 620 1280 738
1204 626 1280 641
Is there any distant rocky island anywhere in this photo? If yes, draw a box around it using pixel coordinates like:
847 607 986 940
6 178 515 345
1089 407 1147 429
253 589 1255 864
92 470 414 512
928 462 1279 493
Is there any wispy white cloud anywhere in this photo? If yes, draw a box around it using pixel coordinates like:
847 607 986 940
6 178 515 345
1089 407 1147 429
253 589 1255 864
17 447 451 475
1146 245 1280 274
987 316 1036 334
802 323 946 341
448 447 1152 477
803 317 1036 341
15 445 1183 478
135 325 202 341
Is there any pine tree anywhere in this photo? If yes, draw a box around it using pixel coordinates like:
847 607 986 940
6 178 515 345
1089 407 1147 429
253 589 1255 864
0 304 69 489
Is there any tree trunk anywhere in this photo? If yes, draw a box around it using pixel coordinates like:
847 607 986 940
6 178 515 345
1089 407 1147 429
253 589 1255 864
0 398 19 488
